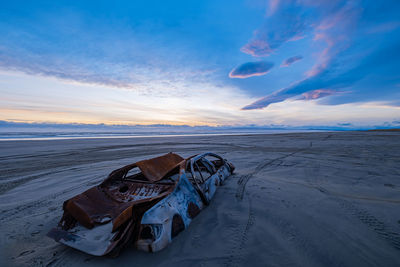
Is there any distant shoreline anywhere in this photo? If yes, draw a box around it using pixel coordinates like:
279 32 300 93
0 130 328 141
366 128 400 132
1 128 398 141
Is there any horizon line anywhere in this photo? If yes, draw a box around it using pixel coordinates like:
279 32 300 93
0 120 399 131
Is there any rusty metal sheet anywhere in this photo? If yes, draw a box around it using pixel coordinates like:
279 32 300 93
136 152 183 182
65 183 175 231
63 153 183 231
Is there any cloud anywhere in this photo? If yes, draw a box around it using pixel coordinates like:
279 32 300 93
242 93 288 110
0 51 133 88
242 88 337 110
281 55 303 67
240 1 360 60
242 39 400 110
241 65 349 110
229 61 274 78
304 2 360 78
297 89 337 100
0 38 219 97
267 0 281 16
241 17 307 57
240 40 272 57
0 8 220 94
242 0 400 110
241 1 314 57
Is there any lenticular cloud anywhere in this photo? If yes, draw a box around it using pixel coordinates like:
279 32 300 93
229 61 274 78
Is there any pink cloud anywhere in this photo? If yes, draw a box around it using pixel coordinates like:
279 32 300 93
288 35 305 42
241 1 398 111
229 61 274 78
267 0 280 16
242 88 339 110
298 89 336 100
242 93 288 110
305 47 331 77
304 3 360 78
241 1 308 57
240 39 272 57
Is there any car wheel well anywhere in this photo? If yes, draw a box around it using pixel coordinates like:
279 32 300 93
171 214 185 239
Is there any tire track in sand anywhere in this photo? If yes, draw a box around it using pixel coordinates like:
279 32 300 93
227 136 329 265
223 196 255 267
338 199 400 250
236 145 311 201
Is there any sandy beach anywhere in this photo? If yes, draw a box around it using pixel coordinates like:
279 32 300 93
0 131 399 267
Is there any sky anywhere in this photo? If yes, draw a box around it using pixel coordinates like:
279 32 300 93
0 0 399 128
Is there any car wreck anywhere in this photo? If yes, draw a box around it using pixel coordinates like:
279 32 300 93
47 152 235 256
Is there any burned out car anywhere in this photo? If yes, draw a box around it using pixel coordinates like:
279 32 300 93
47 152 234 256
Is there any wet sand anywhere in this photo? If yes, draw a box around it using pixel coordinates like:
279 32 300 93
0 131 399 266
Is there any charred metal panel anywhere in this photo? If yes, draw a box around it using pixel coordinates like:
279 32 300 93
106 182 173 202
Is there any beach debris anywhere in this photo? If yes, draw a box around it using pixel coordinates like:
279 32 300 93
47 152 235 256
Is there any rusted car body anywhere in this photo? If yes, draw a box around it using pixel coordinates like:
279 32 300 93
47 152 234 256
